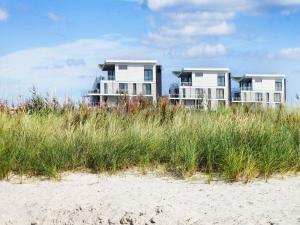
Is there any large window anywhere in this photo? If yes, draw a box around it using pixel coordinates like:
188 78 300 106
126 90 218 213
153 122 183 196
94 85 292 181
195 88 204 98
216 89 224 99
119 83 128 94
195 72 203 77
275 80 282 91
108 70 115 80
255 92 263 101
182 88 186 98
217 73 225 86
274 93 281 102
133 83 137 95
104 83 108 94
144 65 153 81
142 83 152 95
118 65 128 70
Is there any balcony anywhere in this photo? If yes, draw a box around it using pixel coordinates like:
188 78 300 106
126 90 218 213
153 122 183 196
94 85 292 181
240 86 252 91
181 82 192 86
169 94 201 99
169 94 220 100
232 96 241 102
82 89 100 97
88 89 100 94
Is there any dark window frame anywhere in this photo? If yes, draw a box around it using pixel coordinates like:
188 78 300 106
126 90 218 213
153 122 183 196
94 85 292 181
217 73 225 86
118 65 128 70
144 65 153 81
216 88 224 99
142 83 152 95
119 83 128 94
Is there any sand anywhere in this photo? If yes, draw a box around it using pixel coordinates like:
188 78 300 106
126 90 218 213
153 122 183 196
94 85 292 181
0 172 300 225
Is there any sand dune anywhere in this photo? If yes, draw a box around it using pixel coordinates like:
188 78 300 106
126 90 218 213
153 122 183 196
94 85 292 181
0 172 300 225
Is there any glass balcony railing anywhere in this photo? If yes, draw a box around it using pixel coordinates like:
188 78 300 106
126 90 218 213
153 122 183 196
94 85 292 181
87 89 100 94
240 86 252 91
232 97 241 101
181 82 192 86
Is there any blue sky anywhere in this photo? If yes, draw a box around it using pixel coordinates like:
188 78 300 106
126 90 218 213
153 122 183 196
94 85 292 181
0 0 300 104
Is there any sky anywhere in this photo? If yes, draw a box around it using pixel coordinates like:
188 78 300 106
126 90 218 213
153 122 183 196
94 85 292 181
0 0 300 104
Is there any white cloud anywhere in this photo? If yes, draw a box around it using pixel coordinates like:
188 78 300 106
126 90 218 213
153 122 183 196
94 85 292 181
279 47 300 59
177 43 226 58
144 11 235 48
144 0 300 11
280 8 299 15
48 12 63 22
159 21 234 36
143 32 193 47
0 8 8 22
168 11 235 21
144 0 256 11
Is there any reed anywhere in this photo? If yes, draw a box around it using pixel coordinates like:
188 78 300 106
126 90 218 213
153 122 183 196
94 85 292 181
0 95 299 182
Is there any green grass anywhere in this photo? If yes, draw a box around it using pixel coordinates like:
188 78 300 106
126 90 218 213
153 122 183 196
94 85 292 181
0 97 299 182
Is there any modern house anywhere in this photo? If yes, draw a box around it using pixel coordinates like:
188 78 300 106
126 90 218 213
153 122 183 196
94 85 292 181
232 74 286 107
169 68 231 110
86 60 162 105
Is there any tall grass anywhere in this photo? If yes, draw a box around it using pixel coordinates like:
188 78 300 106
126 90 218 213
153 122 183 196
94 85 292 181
0 95 299 182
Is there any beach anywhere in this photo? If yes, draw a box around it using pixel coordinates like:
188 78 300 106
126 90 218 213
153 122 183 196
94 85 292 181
0 172 300 225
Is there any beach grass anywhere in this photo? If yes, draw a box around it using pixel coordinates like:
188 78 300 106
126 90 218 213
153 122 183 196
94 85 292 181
0 95 299 182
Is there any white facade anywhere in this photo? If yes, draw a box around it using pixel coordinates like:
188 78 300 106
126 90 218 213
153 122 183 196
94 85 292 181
170 68 231 110
87 60 162 106
232 74 286 107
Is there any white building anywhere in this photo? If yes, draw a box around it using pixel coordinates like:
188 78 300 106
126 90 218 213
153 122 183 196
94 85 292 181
232 74 286 107
169 68 231 110
86 60 162 105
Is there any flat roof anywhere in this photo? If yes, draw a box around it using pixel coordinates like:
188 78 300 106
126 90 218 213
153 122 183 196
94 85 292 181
183 68 230 72
244 74 285 78
173 67 230 77
104 60 159 64
232 74 286 82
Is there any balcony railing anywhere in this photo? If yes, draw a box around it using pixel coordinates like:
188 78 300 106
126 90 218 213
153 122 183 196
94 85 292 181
240 86 252 91
88 89 100 94
169 94 225 100
232 97 241 102
181 82 192 86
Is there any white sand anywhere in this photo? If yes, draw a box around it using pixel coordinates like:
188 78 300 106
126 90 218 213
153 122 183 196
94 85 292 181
0 172 300 225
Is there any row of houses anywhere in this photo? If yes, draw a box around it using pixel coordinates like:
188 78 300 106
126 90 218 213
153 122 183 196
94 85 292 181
85 60 286 110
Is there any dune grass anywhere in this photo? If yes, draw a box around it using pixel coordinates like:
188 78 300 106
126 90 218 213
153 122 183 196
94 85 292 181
0 97 299 182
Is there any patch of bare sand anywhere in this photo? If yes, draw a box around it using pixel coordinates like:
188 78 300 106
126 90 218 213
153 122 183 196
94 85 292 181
0 172 300 225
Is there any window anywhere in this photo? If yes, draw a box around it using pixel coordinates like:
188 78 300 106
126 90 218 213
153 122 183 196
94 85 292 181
217 73 225 86
208 88 211 99
255 92 263 101
144 65 153 81
182 88 186 98
275 80 282 91
266 93 270 102
119 65 128 70
216 89 224 99
195 88 204 98
255 78 262 82
108 70 115 80
142 83 152 95
195 72 203 77
133 83 137 95
104 83 108 94
274 93 281 102
119 83 128 94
